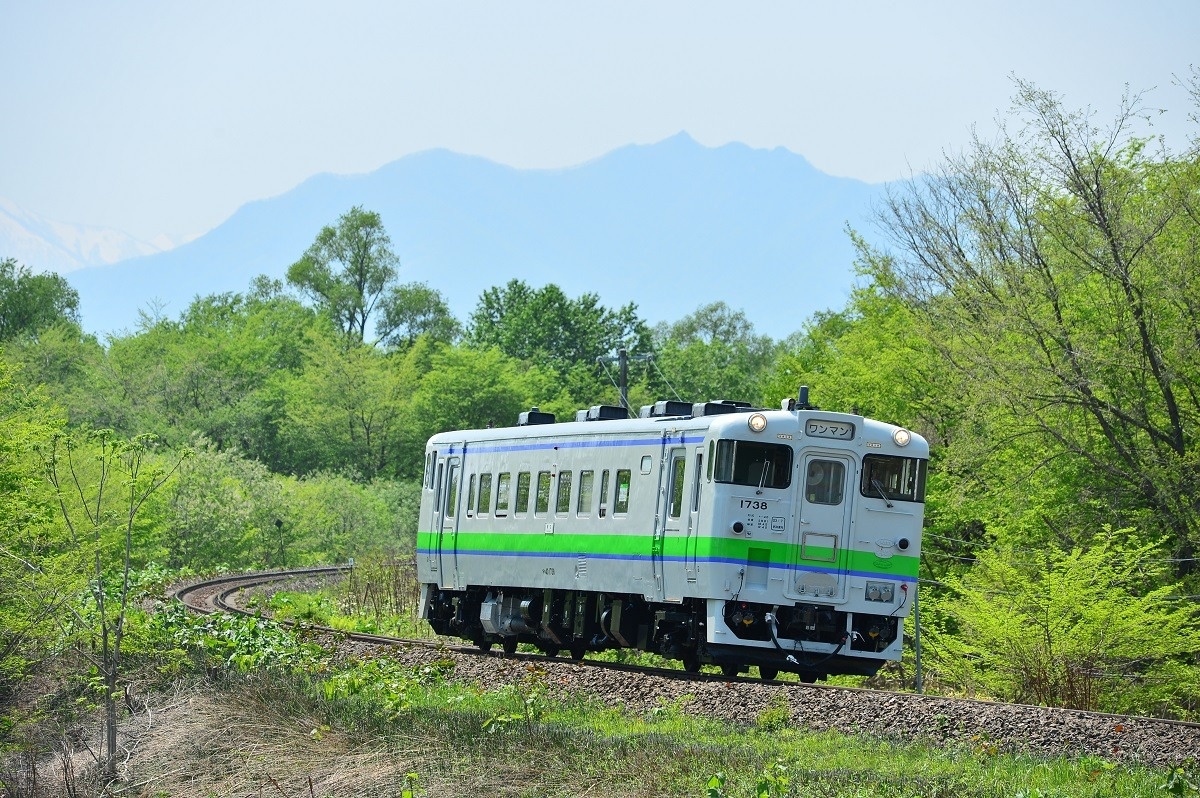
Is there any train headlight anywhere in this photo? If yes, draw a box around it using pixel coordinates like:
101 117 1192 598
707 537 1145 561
748 413 767 433
892 428 911 447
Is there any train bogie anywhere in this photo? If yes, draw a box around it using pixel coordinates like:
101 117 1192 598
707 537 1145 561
416 391 927 680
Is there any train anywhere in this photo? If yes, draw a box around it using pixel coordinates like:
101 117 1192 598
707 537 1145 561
415 387 927 681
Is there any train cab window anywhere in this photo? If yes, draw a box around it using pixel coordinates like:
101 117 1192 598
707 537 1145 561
496 473 511 517
515 472 531 515
424 452 435 489
555 471 573 516
466 475 477 517
535 472 552 515
861 454 928 503
692 452 703 512
668 455 686 519
713 440 793 489
599 470 610 517
446 464 459 518
707 441 715 481
805 459 845 505
578 470 594 516
477 473 493 515
614 469 631 514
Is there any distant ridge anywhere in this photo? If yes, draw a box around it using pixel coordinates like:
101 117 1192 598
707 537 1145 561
65 133 889 340
0 197 167 275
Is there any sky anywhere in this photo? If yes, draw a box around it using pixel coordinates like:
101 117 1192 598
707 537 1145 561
1 1 1197 245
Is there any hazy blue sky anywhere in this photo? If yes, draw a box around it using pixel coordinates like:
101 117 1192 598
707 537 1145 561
2 1 1196 244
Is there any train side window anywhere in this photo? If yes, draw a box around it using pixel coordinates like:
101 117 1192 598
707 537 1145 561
466 475 477 517
640 455 653 475
535 472 552 515
496 473 511 517
707 441 714 481
423 452 435 489
805 459 845 505
614 469 631 514
446 464 459 518
578 470 594 516
555 470 573 516
692 452 703 512
598 470 610 518
478 473 493 515
668 455 686 518
515 472 531 515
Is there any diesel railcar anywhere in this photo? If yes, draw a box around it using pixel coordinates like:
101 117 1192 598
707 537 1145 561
416 388 928 680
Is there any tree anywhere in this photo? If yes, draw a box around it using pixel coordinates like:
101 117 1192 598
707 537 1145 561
648 301 779 406
287 206 454 346
867 79 1200 564
0 258 80 341
44 429 185 782
465 280 650 407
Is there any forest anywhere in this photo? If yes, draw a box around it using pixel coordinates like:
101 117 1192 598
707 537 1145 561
3 79 1200 777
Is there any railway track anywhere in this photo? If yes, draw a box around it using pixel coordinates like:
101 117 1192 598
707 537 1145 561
172 567 1200 769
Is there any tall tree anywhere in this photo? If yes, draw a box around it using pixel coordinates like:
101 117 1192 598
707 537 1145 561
867 79 1200 563
649 301 778 406
0 258 80 340
466 279 650 400
287 206 454 346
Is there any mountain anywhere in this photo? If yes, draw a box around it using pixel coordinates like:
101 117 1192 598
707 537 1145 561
64 133 889 341
0 197 168 275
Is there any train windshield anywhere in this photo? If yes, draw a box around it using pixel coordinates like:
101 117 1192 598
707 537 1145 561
713 439 792 489
860 454 928 503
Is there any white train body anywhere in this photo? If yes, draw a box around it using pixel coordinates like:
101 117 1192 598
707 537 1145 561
416 395 928 680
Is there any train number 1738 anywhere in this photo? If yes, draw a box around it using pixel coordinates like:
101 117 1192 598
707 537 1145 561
738 499 768 510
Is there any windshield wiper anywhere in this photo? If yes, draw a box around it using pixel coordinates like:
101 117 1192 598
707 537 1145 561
871 478 894 509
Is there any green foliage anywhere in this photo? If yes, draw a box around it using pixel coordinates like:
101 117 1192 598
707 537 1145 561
0 258 80 341
924 532 1200 716
154 436 288 569
158 604 327 673
649 301 780 406
466 279 651 404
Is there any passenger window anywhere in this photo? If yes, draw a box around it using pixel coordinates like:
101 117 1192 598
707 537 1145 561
535 471 552 515
515 472 531 515
496 473 511 516
668 455 686 518
599 470 610 517
805 459 845 505
478 473 492 515
614 469 631 514
578 470 594 515
555 470 573 516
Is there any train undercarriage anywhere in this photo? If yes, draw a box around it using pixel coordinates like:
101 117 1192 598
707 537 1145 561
421 584 898 682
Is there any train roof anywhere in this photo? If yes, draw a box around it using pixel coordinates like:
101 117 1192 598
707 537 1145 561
426 397 929 459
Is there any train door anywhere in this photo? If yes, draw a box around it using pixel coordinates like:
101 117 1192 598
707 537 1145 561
655 445 688 602
792 453 852 601
435 453 463 590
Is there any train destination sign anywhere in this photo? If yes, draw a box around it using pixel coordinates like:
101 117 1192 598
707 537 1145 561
804 419 855 440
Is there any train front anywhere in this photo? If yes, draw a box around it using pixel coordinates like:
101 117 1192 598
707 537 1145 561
694 399 928 679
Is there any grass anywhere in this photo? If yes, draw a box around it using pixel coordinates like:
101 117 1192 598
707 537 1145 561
120 660 1187 798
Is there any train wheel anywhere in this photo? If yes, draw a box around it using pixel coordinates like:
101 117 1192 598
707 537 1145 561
476 639 494 653
759 667 779 681
502 637 518 656
542 644 560 658
681 652 701 673
721 664 740 679
569 643 588 661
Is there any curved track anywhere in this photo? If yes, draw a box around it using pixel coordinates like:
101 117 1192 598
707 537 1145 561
173 567 1200 768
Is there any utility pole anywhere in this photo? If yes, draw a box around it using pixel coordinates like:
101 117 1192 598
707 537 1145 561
597 348 652 416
